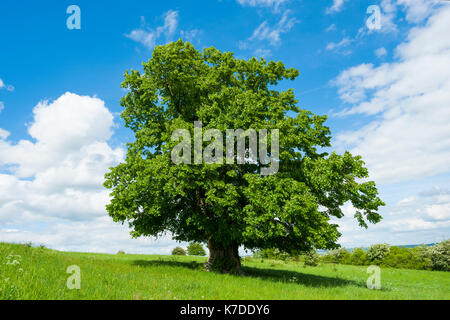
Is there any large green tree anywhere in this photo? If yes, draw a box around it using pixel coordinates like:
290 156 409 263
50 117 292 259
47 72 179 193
104 40 384 273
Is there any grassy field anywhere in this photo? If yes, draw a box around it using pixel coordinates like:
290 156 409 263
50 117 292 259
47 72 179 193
1 242 449 300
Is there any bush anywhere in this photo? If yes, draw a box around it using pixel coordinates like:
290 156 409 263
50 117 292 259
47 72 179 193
117 250 126 255
187 242 207 256
350 248 368 265
253 248 290 261
323 248 351 264
381 246 412 268
303 249 320 266
367 244 390 264
429 240 450 271
172 247 187 256
411 245 433 270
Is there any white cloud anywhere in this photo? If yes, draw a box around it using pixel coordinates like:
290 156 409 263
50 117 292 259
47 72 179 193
254 48 272 58
0 93 123 222
332 187 450 247
237 0 289 11
126 10 179 49
326 37 352 52
0 93 117 178
326 0 348 14
247 10 298 46
375 47 388 58
325 24 337 32
0 128 9 140
0 78 14 91
180 29 201 43
0 102 4 113
333 6 450 184
396 0 438 23
0 92 188 254
0 216 184 254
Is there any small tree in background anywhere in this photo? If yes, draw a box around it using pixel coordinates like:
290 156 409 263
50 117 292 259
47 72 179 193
172 247 187 256
429 240 449 271
303 249 320 266
324 248 351 264
253 248 290 261
367 244 390 264
350 248 368 265
187 242 207 256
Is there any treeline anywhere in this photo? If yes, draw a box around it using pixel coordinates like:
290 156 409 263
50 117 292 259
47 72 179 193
253 239 449 271
172 242 207 256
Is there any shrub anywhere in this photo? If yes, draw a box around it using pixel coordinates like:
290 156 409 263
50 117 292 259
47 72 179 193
428 240 450 271
323 248 351 264
303 249 320 266
381 246 412 268
187 242 207 256
367 244 390 264
172 247 187 256
350 248 368 265
253 248 290 261
117 250 126 255
411 245 433 270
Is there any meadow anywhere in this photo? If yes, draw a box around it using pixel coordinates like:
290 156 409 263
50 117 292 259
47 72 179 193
1 242 449 300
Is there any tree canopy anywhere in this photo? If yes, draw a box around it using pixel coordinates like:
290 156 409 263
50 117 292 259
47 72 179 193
104 40 384 273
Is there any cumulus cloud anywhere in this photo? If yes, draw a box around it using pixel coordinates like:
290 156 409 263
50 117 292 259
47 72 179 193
396 0 439 23
362 0 441 35
0 128 8 140
0 93 124 223
0 92 188 254
333 187 450 247
333 6 450 184
0 216 184 254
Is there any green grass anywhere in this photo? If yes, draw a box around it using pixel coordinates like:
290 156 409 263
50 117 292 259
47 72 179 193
1 242 449 300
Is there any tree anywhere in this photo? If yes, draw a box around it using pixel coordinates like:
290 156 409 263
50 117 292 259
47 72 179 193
187 242 207 256
324 248 351 264
303 249 320 266
367 244 390 264
172 247 186 256
104 40 384 274
429 240 449 271
350 248 368 265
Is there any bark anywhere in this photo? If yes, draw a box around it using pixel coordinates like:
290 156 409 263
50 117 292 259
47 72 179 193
206 239 242 274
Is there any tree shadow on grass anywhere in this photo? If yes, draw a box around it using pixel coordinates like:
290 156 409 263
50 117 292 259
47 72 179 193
241 265 365 289
133 259 205 271
132 259 370 289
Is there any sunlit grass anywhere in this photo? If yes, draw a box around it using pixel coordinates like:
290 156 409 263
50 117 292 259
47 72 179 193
1 242 449 300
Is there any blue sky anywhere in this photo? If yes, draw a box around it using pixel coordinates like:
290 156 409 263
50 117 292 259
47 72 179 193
0 0 449 254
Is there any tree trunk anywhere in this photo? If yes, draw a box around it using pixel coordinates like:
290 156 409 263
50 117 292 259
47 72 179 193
206 240 242 274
